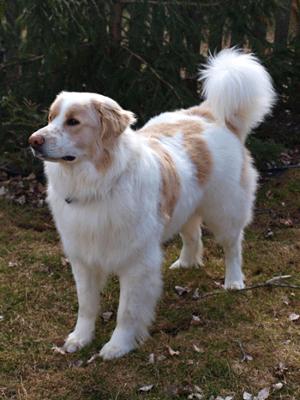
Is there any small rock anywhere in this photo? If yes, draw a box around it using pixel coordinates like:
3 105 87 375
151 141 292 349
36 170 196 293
0 187 7 196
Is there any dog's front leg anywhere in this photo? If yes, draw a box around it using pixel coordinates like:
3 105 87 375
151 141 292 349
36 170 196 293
100 245 163 360
63 262 107 352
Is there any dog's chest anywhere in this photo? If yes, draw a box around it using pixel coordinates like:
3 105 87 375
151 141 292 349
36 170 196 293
49 192 152 271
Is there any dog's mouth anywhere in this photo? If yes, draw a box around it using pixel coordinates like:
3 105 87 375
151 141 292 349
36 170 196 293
61 156 76 162
31 148 76 162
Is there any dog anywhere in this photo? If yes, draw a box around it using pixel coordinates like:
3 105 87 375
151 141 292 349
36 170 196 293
29 49 275 359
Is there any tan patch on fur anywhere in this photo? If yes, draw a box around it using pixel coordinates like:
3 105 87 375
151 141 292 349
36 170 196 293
149 140 180 221
48 98 63 122
183 132 212 185
183 104 215 122
91 100 136 172
240 149 253 188
225 119 239 137
140 119 212 186
139 119 204 139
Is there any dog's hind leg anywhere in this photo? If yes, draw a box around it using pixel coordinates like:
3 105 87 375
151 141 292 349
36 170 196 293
63 263 107 352
100 244 163 360
220 231 245 290
170 214 204 270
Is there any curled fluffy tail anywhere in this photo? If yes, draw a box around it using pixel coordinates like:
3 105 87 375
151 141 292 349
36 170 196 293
200 48 276 142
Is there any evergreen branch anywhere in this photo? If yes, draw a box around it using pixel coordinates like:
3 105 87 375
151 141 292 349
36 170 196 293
121 46 182 102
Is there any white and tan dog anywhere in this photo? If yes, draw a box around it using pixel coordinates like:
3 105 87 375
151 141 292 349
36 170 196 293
29 49 275 359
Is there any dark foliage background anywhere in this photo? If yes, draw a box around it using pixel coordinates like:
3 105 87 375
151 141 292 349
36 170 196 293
0 0 299 174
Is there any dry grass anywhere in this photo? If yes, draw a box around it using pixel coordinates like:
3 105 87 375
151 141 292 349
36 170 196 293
0 170 299 400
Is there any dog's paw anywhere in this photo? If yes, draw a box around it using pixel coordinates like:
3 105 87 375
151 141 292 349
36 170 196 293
63 331 93 353
99 339 135 360
224 280 245 290
169 258 204 270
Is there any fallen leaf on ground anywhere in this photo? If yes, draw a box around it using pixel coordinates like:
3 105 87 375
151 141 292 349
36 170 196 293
87 353 99 364
192 288 200 299
51 345 66 355
8 261 19 267
188 393 203 399
102 311 113 322
265 275 291 284
166 345 180 356
272 382 283 391
289 312 300 321
174 285 190 296
69 359 84 368
256 387 270 400
191 315 202 326
193 344 204 353
243 392 253 400
61 257 70 267
138 384 154 392
279 218 293 226
148 353 155 364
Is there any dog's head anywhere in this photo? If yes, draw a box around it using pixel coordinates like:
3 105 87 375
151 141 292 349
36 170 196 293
28 92 136 169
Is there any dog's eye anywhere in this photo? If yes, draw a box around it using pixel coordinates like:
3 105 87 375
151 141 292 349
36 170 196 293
66 118 80 126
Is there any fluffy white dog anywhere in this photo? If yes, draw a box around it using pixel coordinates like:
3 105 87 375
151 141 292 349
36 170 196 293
29 49 275 359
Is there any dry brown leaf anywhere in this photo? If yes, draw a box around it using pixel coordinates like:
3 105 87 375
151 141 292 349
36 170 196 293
191 315 202 326
166 345 180 356
193 344 204 353
51 345 66 355
87 353 99 364
272 382 283 391
138 384 154 392
256 387 270 400
174 285 190 296
289 312 300 321
148 353 155 364
102 311 113 322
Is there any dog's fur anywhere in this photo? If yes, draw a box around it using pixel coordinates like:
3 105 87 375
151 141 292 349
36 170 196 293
29 49 275 359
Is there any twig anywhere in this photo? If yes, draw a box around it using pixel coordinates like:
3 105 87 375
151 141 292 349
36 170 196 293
121 45 182 102
236 340 253 362
120 0 221 6
0 55 44 71
262 164 300 175
195 281 300 300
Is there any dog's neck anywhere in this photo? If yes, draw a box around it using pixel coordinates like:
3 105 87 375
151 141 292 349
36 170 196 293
45 129 141 205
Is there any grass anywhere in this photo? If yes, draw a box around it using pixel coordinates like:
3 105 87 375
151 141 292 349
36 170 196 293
0 169 299 400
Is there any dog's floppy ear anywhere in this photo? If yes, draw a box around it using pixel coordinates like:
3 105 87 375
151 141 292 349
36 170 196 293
93 99 136 141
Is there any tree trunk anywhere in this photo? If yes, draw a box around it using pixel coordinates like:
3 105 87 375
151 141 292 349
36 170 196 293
274 0 292 48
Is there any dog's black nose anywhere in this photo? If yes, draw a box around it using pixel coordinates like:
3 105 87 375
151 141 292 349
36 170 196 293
28 134 45 150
